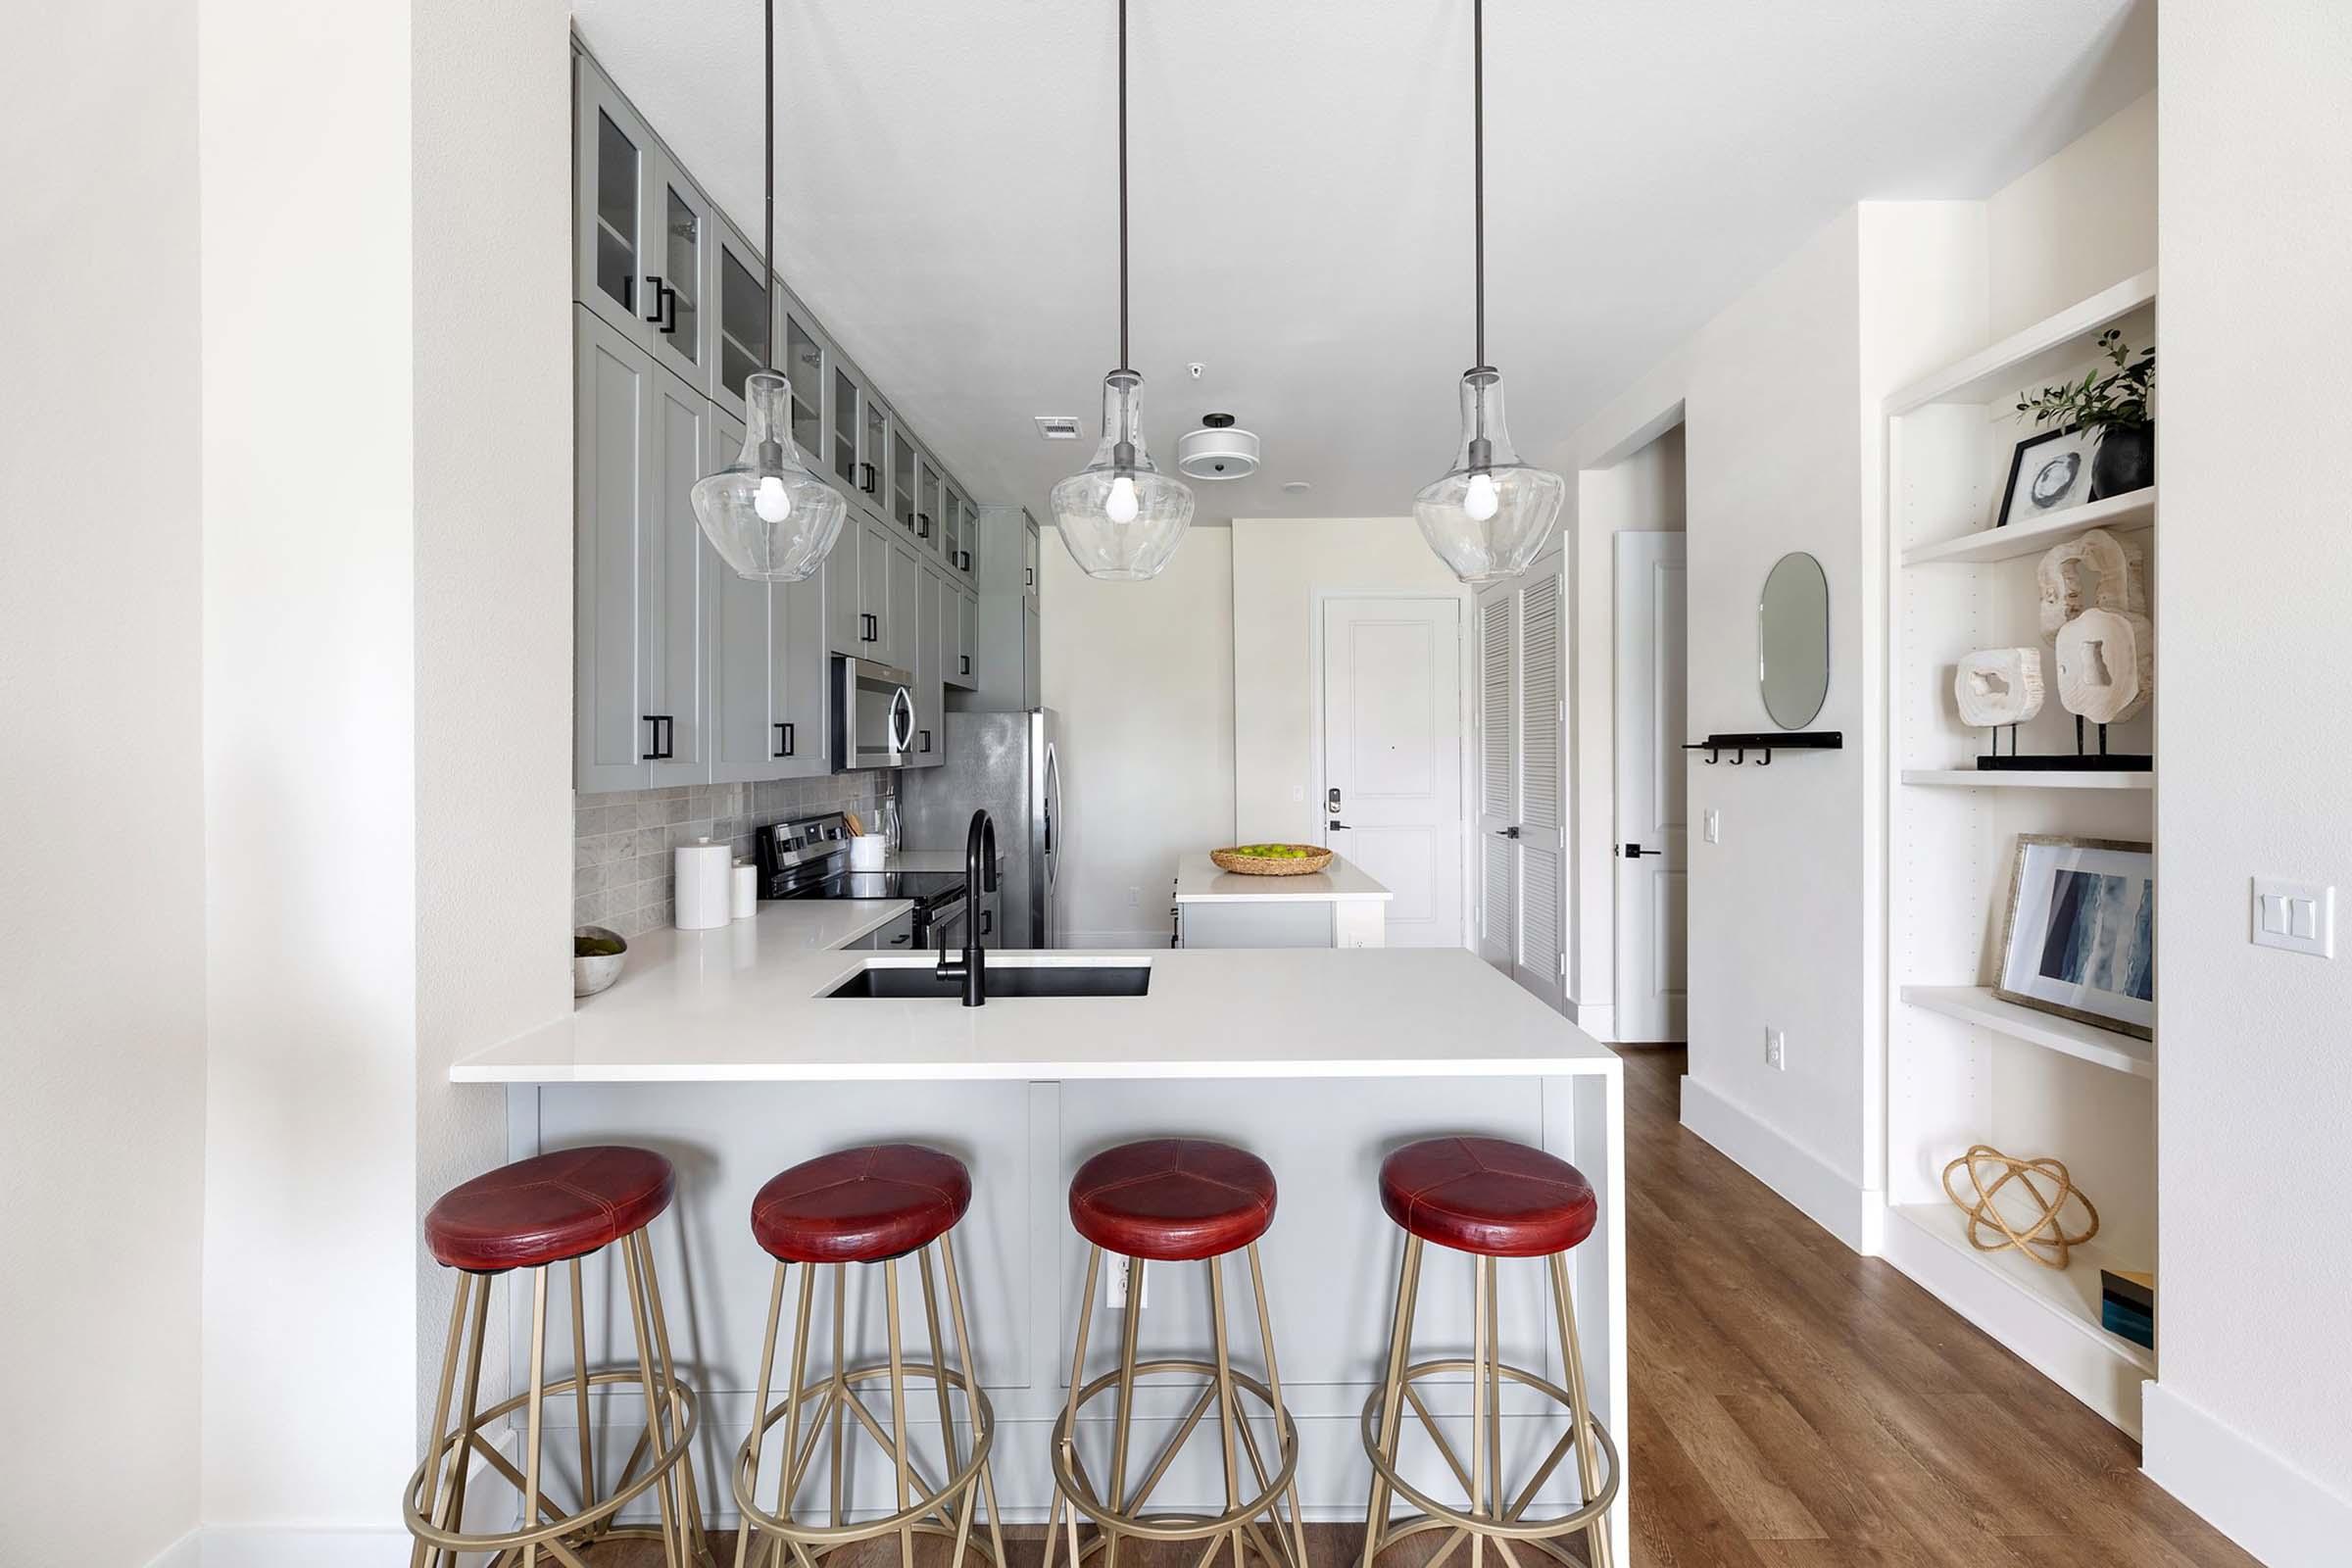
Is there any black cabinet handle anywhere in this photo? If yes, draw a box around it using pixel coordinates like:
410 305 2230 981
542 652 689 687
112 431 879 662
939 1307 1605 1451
860 612 877 644
980 908 993 936
958 551 971 572
643 714 660 761
774 721 795 759
959 655 970 675
642 713 674 760
641 275 678 334
915 512 931 539
858 463 877 495
919 728 932 755
1025 566 1034 587
889 930 909 946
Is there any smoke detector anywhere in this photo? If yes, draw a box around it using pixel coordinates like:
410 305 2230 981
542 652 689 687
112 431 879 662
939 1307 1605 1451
1176 413 1260 480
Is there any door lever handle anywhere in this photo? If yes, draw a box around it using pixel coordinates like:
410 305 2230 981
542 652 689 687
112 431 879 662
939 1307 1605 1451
1623 843 1661 858
1495 826 1521 839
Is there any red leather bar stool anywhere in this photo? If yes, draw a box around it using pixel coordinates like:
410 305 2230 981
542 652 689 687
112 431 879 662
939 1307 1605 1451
1360 1137 1618 1568
406 1146 715 1568
1045 1139 1309 1568
732 1144 1004 1568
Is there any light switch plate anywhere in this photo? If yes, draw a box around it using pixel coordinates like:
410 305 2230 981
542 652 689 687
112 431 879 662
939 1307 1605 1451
2252 878 2334 958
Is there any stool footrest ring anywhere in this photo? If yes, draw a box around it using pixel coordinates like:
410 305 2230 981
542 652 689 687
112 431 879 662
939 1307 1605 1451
1358 1356 1620 1544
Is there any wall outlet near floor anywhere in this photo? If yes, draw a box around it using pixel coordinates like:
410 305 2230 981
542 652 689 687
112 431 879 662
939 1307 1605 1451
1104 1255 1149 1311
1764 1026 1787 1070
1126 885 1140 908
1703 808 1721 845
2252 878 2334 957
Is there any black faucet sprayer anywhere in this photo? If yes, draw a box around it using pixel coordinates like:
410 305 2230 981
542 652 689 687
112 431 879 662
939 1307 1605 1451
935 808 997 1006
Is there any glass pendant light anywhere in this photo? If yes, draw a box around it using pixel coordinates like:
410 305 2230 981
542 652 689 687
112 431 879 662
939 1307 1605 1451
1412 0 1565 584
1051 0 1194 581
692 0 847 582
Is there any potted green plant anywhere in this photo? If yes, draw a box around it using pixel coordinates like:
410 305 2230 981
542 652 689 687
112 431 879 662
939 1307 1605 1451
2016 329 2153 499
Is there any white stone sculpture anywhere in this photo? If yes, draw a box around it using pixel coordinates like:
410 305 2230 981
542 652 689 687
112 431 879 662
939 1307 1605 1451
2035 529 2146 646
1954 647 2045 729
2055 608 2153 724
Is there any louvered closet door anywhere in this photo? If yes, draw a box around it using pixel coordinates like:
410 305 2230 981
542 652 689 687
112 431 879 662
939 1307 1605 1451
1511 570 1566 1008
1474 579 1519 976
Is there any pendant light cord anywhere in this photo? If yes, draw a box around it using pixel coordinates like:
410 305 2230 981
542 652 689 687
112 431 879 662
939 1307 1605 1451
1472 0 1486 369
1117 0 1131 373
763 0 776 371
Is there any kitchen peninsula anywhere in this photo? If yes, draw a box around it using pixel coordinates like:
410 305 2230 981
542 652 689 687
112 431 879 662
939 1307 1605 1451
454 912 1626 1562
1171 850 1394 948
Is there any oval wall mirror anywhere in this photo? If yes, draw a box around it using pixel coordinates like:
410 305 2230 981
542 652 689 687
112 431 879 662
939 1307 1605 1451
1759 552 1831 729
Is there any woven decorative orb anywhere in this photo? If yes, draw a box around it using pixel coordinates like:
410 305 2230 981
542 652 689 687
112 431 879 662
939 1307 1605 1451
1939 1144 2100 1270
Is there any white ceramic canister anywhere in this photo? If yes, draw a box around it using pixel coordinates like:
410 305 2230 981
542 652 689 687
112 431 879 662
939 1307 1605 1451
730 860 759 920
674 838 733 930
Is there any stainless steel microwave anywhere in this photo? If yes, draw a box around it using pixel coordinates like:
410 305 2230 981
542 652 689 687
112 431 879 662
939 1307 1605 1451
831 656 914 771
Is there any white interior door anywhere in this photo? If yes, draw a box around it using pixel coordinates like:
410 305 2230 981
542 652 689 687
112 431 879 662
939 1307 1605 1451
1323 597 1463 949
1474 582 1518 975
1613 533 1688 1043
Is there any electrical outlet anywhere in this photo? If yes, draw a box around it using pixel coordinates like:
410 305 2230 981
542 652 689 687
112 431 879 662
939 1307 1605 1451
1126 886 1140 909
1104 1256 1149 1311
1763 1026 1786 1070
1703 808 1721 845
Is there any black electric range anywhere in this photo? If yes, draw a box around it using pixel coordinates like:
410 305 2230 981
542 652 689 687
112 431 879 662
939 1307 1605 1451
754 812 991 948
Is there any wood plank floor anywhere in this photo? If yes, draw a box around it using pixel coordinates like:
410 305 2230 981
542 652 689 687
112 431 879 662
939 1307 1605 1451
597 1045 2256 1567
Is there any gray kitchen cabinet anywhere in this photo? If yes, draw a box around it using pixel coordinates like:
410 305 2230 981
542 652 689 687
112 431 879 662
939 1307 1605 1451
774 287 828 473
965 505 1045 712
888 415 921 546
573 53 710 397
887 533 920 671
912 564 945 767
710 406 830 784
710 218 767 422
945 583 977 692
915 453 945 559
945 489 978 584
573 306 714 792
829 515 890 659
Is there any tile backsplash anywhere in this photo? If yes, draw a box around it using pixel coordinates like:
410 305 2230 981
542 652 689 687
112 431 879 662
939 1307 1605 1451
574 774 887 939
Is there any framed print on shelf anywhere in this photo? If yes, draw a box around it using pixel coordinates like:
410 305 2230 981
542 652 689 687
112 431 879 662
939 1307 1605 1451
1996 424 2098 528
1994 834 2154 1040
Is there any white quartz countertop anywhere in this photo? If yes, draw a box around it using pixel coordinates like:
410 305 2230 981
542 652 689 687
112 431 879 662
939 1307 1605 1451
1172 851 1393 904
466 906 1613 1084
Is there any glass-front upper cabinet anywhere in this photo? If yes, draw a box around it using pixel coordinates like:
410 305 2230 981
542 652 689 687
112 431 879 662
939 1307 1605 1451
891 423 919 540
573 52 711 397
915 456 943 554
711 220 768 421
865 395 895 522
776 294 827 473
949 490 977 581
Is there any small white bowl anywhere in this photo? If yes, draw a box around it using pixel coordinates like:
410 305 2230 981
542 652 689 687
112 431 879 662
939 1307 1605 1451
573 925 628 999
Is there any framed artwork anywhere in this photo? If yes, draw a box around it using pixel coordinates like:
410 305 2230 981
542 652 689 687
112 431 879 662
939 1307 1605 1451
1996 424 2098 528
1994 834 2154 1039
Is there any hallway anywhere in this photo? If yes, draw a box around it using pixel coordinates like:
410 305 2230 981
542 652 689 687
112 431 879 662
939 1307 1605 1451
1618 1046 2249 1567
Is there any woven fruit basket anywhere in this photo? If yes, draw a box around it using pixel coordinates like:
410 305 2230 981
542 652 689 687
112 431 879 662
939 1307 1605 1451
1209 844 1333 876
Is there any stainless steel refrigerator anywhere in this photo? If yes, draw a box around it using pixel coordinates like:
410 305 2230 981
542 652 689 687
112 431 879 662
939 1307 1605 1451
899 709 1060 949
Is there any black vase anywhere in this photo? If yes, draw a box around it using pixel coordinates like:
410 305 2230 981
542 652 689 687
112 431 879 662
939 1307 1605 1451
2090 421 2153 500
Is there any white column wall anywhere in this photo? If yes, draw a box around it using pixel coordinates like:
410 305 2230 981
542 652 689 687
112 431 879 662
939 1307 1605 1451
0 5 207 1563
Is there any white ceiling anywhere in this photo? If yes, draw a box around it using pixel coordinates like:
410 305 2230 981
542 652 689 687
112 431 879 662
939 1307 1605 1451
572 0 2153 521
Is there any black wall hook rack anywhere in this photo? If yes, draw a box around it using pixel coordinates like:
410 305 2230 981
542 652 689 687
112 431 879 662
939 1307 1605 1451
1682 731 1842 766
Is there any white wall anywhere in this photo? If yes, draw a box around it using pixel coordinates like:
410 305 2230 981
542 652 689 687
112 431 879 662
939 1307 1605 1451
1041 526 1238 948
198 0 420 1528
412 0 576 1433
1984 91 2155 340
2145 8 2352 1562
1231 518 1473 846
0 5 207 1562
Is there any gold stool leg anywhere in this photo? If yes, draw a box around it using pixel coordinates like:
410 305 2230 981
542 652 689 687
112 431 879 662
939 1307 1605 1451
521 1265 551 1568
941 1232 1008 1568
1104 1253 1146 1568
1245 1244 1311 1568
1467 1255 1490 1568
829 1264 849 1533
768 1264 819 1568
1547 1253 1613 1568
883 1255 916 1568
1044 1248 1105 1568
570 1258 599 1538
622 1230 689 1567
1359 1236 1426 1568
735 1261 790 1568
639 1230 714 1566
412 1272 474 1568
438 1272 496 1568
1206 1252 1250 1568
918 1246 980 1566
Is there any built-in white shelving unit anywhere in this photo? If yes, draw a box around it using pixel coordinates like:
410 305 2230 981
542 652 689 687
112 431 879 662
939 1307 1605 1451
1901 769 2151 791
1882 272 2158 1436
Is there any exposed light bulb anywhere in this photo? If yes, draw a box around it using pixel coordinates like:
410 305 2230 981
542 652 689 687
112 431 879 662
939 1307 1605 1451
1463 470 1499 521
754 473 793 524
1105 474 1140 524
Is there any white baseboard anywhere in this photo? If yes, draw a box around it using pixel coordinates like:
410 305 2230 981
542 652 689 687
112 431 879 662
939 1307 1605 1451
142 1528 203 1568
1564 998 1615 1041
2143 1382 2352 1568
1678 1074 1882 1252
185 1526 407 1567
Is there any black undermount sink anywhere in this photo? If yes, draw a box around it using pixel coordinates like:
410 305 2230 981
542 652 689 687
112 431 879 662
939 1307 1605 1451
825 960 1152 1000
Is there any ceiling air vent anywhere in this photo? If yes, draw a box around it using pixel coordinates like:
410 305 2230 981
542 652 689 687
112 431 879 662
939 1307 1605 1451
1034 416 1083 441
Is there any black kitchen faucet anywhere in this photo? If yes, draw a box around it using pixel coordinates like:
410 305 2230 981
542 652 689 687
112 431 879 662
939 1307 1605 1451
933 808 996 1006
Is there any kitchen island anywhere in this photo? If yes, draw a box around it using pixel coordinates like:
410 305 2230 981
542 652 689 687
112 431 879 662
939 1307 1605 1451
1171 850 1393 948
457 907 1625 1562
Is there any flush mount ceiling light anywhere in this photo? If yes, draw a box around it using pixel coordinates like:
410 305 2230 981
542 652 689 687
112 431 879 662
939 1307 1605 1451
1176 414 1259 480
691 0 847 581
1050 0 1195 581
1412 0 1565 584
